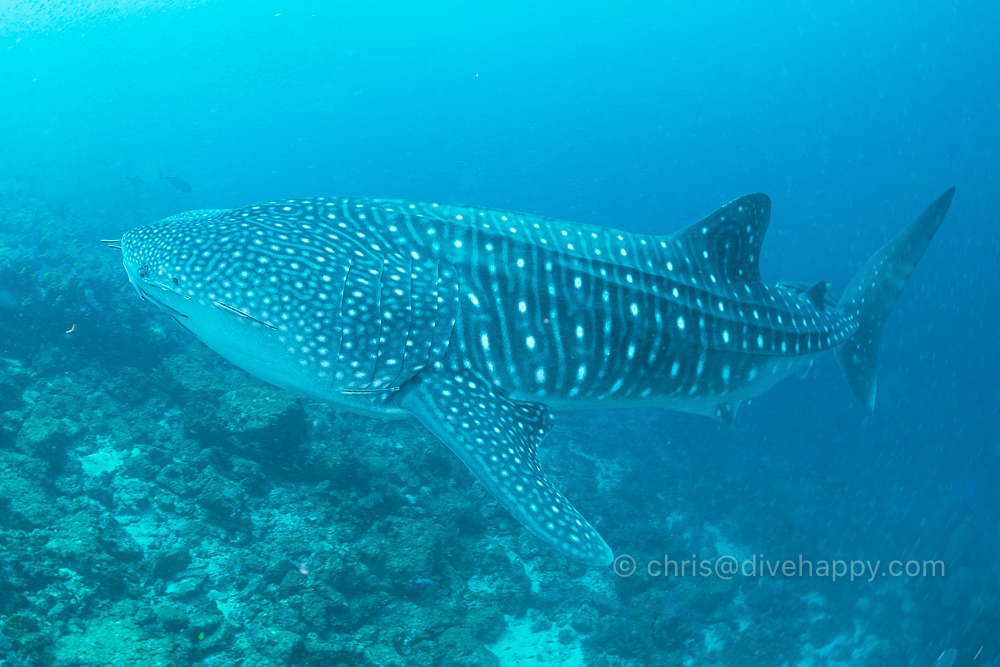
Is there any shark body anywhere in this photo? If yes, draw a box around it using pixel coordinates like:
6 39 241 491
111 189 954 565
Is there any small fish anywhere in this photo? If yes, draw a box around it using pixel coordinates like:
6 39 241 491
160 172 192 193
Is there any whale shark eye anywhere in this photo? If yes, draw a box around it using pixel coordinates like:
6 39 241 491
172 277 179 285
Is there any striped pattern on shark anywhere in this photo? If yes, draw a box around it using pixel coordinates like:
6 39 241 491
107 188 954 565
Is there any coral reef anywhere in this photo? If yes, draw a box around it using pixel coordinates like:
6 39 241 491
0 191 995 666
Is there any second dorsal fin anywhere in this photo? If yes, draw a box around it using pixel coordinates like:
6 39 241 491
777 280 834 309
665 194 771 282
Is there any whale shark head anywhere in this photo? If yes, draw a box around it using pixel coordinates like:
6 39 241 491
113 202 460 418
116 207 377 405
115 211 217 320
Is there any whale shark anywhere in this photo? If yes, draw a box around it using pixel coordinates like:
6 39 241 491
105 188 954 565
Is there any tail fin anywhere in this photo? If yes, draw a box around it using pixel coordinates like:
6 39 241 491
836 188 955 411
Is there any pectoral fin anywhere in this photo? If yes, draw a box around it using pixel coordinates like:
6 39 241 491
397 367 613 566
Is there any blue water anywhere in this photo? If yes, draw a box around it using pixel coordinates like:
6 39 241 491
0 2 997 666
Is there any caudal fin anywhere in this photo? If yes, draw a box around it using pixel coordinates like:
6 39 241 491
836 188 955 411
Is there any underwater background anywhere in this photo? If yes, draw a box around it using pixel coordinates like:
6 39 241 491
0 1 997 665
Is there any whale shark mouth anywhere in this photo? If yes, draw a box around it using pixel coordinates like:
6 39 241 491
134 286 189 319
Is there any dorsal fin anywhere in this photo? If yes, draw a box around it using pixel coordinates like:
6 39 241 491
802 280 829 309
777 280 834 309
665 194 771 282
